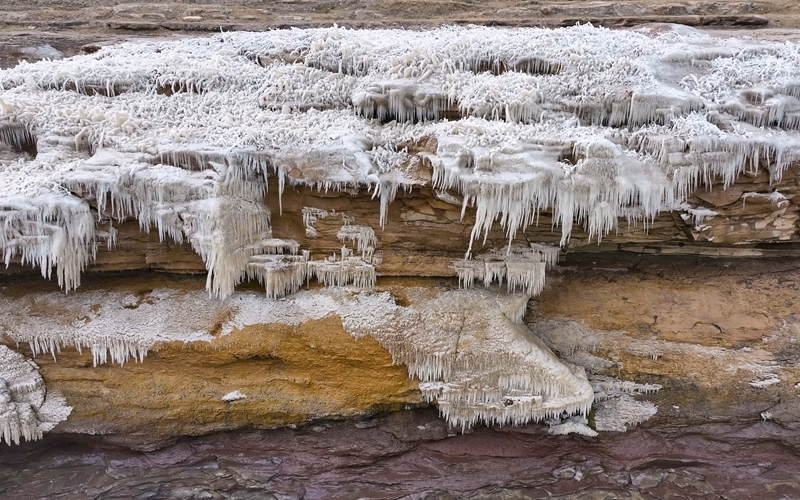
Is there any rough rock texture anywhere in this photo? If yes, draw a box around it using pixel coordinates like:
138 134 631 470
1 274 424 450
2 408 800 499
533 254 800 429
1 253 799 453
0 0 796 33
2 12 800 498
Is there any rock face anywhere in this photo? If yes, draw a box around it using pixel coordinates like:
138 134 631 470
3 253 800 452
2 21 800 498
6 407 800 500
0 0 795 34
0 345 71 445
5 254 800 497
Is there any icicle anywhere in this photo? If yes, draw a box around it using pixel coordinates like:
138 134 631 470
302 207 329 237
337 224 377 254
3 25 800 302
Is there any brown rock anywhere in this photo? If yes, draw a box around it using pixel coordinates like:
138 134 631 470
4 274 422 450
694 185 745 207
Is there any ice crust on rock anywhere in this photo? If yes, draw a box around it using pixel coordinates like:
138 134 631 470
0 289 219 366
221 390 247 402
2 25 800 294
0 285 593 430
594 393 658 432
454 244 556 296
548 416 598 437
261 286 593 430
0 345 71 445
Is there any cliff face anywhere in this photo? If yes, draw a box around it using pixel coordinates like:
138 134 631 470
2 21 800 498
4 253 799 450
4 257 800 499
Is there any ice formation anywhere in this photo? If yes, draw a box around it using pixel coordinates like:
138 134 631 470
548 415 598 437
0 289 219 366
0 345 71 445
454 244 558 296
1 25 800 295
0 286 593 430
360 289 595 429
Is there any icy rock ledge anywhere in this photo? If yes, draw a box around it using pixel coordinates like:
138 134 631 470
2 25 800 297
0 286 593 432
0 345 71 445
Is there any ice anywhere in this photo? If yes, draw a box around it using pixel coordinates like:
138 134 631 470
0 345 71 445
0 286 595 430
2 24 800 296
221 390 247 402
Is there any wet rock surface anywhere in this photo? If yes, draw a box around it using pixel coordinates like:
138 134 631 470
1 407 799 499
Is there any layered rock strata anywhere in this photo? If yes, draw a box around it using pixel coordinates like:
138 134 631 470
1 25 800 446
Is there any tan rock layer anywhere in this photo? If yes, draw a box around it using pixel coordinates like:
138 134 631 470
4 254 800 447
2 275 421 450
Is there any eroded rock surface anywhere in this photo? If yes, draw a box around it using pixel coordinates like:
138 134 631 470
2 408 800 499
1 17 800 499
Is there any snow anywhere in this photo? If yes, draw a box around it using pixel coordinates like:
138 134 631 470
2 25 800 295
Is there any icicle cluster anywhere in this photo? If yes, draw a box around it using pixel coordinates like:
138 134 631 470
348 289 595 429
454 244 558 296
0 285 594 430
2 24 800 294
0 345 71 445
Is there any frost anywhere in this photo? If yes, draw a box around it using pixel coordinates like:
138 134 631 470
340 288 594 429
594 393 658 432
0 345 71 445
548 415 598 437
337 224 377 254
0 289 218 366
750 376 781 388
591 375 660 432
302 206 330 237
454 244 556 296
2 24 800 296
742 191 788 206
0 285 594 430
308 248 376 288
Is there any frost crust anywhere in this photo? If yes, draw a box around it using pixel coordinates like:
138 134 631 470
2 26 800 295
0 345 71 445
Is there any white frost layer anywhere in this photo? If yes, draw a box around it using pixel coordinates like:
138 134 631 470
0 289 218 366
548 416 598 437
454 244 557 296
2 25 800 294
594 393 658 432
0 286 593 429
0 345 71 445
